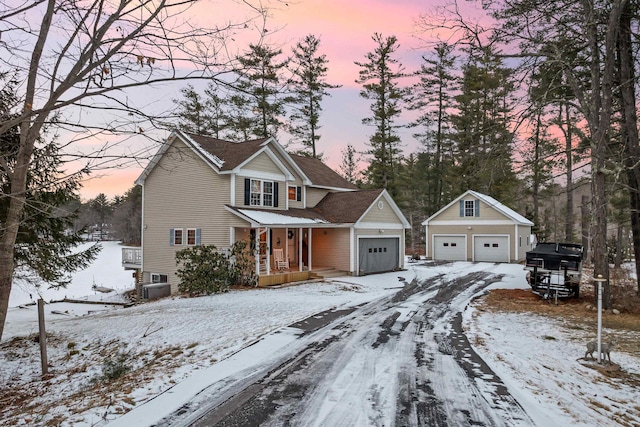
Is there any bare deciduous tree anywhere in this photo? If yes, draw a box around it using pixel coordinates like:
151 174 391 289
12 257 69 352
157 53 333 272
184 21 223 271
0 0 268 340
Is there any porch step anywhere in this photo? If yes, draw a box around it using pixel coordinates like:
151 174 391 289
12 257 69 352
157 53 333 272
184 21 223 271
310 267 348 280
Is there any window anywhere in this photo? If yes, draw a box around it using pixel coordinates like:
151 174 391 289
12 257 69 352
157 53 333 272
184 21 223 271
263 181 273 207
172 228 183 245
492 243 499 247
451 243 457 247
464 200 475 217
443 243 449 247
171 228 200 245
187 228 197 245
460 199 479 217
249 179 276 207
288 185 302 201
151 273 168 283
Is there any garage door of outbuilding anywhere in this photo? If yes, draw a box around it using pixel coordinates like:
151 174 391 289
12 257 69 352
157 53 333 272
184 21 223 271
359 237 399 274
433 236 467 261
473 236 510 262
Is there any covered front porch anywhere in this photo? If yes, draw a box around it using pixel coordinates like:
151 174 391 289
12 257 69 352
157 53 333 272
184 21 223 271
231 224 351 287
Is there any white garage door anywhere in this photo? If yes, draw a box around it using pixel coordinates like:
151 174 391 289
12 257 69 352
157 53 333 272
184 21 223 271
474 236 510 262
433 236 466 261
359 237 399 274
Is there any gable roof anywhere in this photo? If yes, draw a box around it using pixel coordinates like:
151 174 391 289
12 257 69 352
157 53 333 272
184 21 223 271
138 131 356 191
289 154 358 190
184 132 269 171
423 190 534 226
313 189 384 223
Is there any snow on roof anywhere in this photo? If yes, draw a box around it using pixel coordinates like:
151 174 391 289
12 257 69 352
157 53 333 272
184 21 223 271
237 209 329 226
469 190 533 226
181 132 225 168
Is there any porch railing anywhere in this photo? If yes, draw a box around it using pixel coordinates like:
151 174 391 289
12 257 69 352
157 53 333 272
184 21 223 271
122 246 142 269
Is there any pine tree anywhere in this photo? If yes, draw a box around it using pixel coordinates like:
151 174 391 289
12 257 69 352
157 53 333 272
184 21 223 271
173 85 214 135
288 34 341 158
0 75 99 289
234 43 289 138
450 46 518 204
408 42 457 210
339 144 360 185
355 33 407 195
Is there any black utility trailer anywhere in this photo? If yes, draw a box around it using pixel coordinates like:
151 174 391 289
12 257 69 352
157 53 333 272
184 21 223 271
525 243 584 299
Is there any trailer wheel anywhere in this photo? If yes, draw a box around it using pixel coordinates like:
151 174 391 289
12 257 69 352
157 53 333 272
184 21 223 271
572 285 580 299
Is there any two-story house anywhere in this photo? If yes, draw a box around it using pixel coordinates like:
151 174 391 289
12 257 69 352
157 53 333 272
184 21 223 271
127 131 410 292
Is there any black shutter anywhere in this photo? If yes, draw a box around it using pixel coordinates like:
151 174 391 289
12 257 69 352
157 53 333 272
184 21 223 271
459 200 464 217
274 182 279 207
297 186 302 201
244 178 250 205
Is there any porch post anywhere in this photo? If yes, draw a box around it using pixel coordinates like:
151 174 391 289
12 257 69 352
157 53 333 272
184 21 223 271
255 228 260 277
308 227 312 271
266 227 271 275
299 227 303 272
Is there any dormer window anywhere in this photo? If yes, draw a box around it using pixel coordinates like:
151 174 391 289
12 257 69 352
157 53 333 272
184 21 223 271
245 178 279 207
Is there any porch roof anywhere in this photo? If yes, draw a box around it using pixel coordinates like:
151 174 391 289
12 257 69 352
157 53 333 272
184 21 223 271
225 206 333 227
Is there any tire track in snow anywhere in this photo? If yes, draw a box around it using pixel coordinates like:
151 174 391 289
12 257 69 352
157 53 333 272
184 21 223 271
176 265 537 426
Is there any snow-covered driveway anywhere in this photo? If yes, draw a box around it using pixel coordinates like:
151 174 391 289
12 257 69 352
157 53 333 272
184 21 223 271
156 263 533 427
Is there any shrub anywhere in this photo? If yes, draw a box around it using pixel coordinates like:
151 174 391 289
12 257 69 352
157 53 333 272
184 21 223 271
99 351 131 382
175 241 256 295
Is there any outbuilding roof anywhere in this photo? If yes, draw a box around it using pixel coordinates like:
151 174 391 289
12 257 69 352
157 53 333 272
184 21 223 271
423 189 534 226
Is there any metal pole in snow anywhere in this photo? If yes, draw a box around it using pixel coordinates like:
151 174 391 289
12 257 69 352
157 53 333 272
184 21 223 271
595 274 605 364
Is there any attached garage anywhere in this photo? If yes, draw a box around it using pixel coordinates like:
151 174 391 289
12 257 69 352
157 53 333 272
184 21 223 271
473 236 509 262
358 237 400 274
433 235 467 261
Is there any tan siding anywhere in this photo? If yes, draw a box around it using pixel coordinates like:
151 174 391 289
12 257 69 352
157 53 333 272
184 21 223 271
437 198 510 221
142 140 250 293
306 187 330 207
311 228 351 272
514 225 533 261
244 151 282 174
360 197 403 224
286 184 305 209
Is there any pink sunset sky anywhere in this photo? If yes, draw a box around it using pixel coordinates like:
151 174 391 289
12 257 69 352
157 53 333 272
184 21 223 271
78 0 488 200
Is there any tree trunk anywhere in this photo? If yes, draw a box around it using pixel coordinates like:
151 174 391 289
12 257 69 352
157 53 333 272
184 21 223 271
618 1 640 295
0 0 55 341
563 103 574 242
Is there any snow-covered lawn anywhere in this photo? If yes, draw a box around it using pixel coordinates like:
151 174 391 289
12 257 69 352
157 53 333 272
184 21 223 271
1 243 639 426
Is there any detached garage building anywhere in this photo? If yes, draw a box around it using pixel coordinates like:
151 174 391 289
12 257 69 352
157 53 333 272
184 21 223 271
423 190 534 263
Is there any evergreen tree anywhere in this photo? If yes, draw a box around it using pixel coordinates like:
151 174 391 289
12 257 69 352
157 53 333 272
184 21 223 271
339 144 360 185
355 33 407 195
234 43 290 138
203 82 229 139
111 186 142 245
0 75 99 289
407 42 458 210
173 85 215 135
450 46 518 204
288 34 341 158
